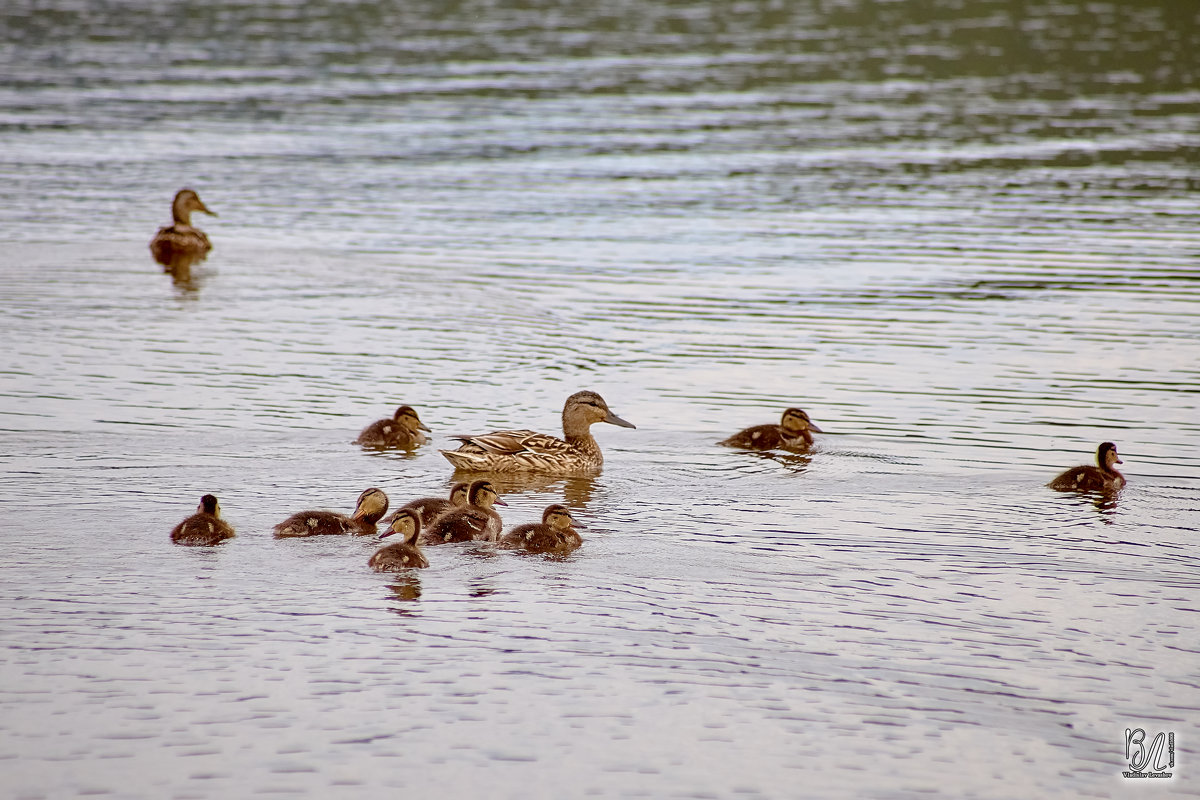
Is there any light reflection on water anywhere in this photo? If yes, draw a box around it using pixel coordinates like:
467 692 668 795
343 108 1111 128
2 0 1199 797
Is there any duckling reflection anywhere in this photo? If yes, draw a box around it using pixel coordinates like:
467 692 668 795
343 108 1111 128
355 405 431 449
1048 442 1126 493
170 493 235 545
421 480 506 544
387 481 469 528
456 472 597 506
498 504 583 554
273 487 389 537
149 188 216 271
441 390 635 476
368 509 428 570
721 407 823 452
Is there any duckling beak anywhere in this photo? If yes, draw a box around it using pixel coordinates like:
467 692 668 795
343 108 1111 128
198 201 217 217
807 421 824 433
493 497 508 506
379 527 399 539
570 519 586 529
604 410 636 429
417 421 431 432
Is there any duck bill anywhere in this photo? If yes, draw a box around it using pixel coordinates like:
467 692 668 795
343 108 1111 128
379 528 399 539
199 202 217 217
807 422 824 433
493 498 508 506
604 410 636 429
417 421 432 432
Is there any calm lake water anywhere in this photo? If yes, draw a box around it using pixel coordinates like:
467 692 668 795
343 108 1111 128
1 1 1198 797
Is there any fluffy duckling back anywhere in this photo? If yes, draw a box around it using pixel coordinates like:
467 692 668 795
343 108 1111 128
149 188 216 269
421 480 506 544
368 509 429 571
1048 442 1126 492
720 407 822 452
440 390 635 475
273 487 389 538
355 405 431 448
391 481 469 528
170 494 235 546
499 504 583 554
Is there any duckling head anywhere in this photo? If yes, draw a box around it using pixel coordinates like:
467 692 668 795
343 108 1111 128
172 188 216 226
564 390 636 431
199 494 221 516
380 508 421 545
393 405 431 433
543 504 581 530
781 407 821 434
467 480 507 509
448 481 470 505
1098 441 1122 468
350 487 390 523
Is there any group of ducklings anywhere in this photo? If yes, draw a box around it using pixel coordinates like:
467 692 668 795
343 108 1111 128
157 189 1128 561
171 386 1128 569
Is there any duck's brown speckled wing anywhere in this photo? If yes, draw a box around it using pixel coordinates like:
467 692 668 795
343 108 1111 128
719 424 784 450
170 513 235 545
368 543 429 570
441 429 587 472
150 225 212 267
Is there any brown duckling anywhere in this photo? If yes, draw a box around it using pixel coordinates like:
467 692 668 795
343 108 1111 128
149 188 216 269
273 487 389 538
389 481 469 528
720 407 823 452
170 493 235 546
368 509 429 571
441 390 635 476
421 479 507 544
1048 442 1126 492
355 405 431 448
499 504 583 554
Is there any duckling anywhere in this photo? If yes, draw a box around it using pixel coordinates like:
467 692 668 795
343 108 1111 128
441 390 635 475
273 487 389 538
421 480 507 544
355 405 431 448
499 504 583 554
368 509 429 571
720 407 823 452
389 481 469 528
1048 442 1126 492
149 188 216 269
170 493 235 546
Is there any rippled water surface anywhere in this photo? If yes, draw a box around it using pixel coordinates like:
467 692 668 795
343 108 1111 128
2 1 1198 797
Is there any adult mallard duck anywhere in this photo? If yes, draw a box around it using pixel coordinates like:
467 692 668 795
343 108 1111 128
368 509 429 571
441 390 635 475
170 494 235 546
720 407 823 452
389 481 469 527
273 487 389 538
420 480 506 544
499 504 583 554
355 405 431 448
1048 442 1126 492
149 188 216 269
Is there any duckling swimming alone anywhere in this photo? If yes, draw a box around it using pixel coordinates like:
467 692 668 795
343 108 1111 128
273 487 389 538
1048 442 1126 492
421 480 506 544
149 188 216 269
389 481 469 528
498 504 583 554
355 405 431 449
368 509 429 571
170 493 235 546
441 390 635 476
720 407 823 452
